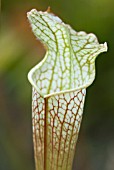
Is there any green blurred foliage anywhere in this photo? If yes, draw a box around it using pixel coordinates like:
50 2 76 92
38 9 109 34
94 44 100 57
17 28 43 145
0 0 114 170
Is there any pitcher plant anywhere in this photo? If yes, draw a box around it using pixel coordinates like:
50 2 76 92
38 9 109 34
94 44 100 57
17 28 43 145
27 8 107 170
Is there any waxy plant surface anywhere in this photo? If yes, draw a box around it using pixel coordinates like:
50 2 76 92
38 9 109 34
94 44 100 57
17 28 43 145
27 9 107 170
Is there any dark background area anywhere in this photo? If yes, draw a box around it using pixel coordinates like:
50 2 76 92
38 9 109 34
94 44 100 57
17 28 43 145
0 0 114 170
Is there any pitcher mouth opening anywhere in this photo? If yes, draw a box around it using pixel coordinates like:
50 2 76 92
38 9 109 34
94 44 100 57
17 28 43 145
28 42 107 98
27 9 107 98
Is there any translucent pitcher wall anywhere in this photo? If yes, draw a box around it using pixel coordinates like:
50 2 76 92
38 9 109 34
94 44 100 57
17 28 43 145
32 87 86 170
27 8 107 170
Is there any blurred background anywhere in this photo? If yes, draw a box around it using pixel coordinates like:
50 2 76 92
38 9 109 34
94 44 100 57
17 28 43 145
0 0 114 170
